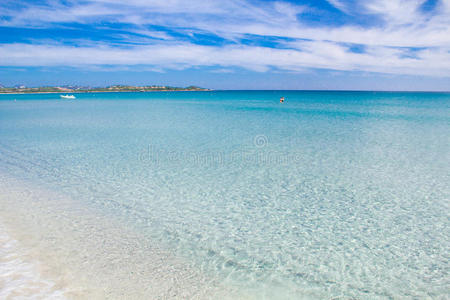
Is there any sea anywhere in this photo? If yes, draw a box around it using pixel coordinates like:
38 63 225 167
0 91 449 299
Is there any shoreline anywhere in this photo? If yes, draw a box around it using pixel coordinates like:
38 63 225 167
0 172 230 299
0 221 67 299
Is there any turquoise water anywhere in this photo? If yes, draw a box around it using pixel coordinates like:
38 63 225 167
0 91 449 298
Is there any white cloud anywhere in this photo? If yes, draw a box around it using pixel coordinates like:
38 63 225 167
325 0 350 13
0 0 449 76
0 41 448 76
362 0 427 24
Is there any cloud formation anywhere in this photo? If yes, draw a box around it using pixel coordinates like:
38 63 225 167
0 0 449 77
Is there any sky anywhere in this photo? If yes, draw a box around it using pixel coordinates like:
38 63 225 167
0 0 449 90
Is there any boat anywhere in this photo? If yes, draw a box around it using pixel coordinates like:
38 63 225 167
280 97 285 103
60 94 76 99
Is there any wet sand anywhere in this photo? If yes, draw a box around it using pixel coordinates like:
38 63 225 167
0 173 231 299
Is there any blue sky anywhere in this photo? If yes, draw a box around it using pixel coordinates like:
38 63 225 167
0 0 449 90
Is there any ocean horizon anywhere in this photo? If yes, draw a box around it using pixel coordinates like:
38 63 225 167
1 91 449 299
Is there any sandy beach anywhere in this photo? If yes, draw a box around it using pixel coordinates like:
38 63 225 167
0 172 230 299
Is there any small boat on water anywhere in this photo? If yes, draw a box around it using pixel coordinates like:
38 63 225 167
280 97 285 103
60 94 76 99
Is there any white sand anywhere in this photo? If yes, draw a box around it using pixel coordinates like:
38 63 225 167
0 173 232 299
0 221 67 299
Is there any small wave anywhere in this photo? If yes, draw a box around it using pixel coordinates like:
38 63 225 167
0 223 66 299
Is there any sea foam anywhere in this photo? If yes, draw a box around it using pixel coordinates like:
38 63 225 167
0 222 66 299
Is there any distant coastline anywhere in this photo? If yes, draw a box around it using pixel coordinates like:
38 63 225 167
0 85 211 94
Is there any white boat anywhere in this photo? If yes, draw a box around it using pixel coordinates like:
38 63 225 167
60 94 76 99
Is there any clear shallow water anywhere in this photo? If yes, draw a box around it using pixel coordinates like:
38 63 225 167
0 91 449 298
0 221 66 299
